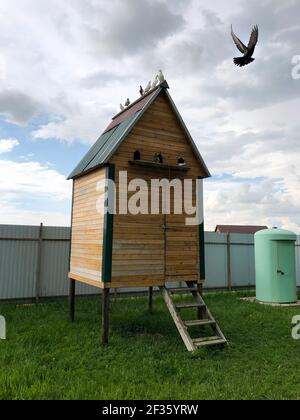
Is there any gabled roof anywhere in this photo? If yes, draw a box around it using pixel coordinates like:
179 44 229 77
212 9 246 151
215 225 268 234
68 82 210 180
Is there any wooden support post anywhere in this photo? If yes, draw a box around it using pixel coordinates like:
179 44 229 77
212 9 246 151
68 181 75 320
69 279 76 322
149 287 153 313
102 288 110 346
198 222 206 282
197 283 203 297
197 283 204 319
227 234 232 291
35 223 43 303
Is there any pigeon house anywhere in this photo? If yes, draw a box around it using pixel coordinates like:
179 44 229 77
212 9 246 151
68 81 226 351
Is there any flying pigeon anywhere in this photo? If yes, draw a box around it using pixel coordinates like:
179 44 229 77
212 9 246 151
120 103 125 111
144 81 151 94
231 25 259 67
125 98 131 107
139 85 144 96
158 70 165 84
152 75 159 89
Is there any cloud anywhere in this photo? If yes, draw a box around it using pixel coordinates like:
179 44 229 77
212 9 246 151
32 102 116 144
205 176 300 232
0 158 72 225
0 201 71 226
0 138 19 154
80 0 185 56
0 90 41 125
0 159 71 200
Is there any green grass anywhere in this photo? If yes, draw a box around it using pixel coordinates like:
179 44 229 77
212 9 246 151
0 291 299 400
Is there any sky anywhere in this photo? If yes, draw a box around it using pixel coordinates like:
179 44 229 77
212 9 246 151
0 0 300 231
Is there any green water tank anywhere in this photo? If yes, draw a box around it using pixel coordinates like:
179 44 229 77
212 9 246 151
255 228 297 304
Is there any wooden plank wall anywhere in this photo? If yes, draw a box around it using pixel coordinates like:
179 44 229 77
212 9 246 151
69 167 106 285
109 92 206 287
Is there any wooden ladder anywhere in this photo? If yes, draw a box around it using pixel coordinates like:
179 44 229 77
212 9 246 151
160 283 227 352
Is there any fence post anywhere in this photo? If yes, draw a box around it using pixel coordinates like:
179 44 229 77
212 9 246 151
227 233 232 291
35 223 43 303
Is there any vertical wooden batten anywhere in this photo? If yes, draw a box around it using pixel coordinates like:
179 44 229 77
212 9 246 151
101 164 115 283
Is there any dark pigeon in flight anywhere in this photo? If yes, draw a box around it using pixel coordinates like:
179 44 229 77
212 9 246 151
231 25 259 67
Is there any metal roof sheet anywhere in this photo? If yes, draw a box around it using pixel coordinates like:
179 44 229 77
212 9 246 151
104 90 158 133
68 88 162 179
215 225 268 234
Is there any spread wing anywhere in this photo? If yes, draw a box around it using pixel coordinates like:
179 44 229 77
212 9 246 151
248 25 259 50
231 25 248 54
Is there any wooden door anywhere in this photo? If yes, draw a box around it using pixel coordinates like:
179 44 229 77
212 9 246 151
164 173 199 282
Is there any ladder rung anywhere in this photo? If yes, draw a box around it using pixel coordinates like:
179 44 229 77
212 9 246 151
169 287 197 294
184 319 215 327
175 302 205 310
193 336 227 347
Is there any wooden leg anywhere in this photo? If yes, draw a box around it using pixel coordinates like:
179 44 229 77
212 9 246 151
149 287 153 313
69 279 76 322
197 283 205 319
197 283 203 297
102 288 110 346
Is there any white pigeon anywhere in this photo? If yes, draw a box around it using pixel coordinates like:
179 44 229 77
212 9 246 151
158 70 165 84
152 75 159 89
120 103 125 111
144 81 151 94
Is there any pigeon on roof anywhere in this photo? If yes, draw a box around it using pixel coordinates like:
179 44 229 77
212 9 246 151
144 81 151 94
152 75 159 89
139 85 144 96
231 25 259 67
125 98 131 107
158 70 165 84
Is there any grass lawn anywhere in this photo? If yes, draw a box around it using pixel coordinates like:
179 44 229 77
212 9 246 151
0 290 299 400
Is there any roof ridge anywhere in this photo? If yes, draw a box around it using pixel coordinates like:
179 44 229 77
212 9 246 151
112 80 169 120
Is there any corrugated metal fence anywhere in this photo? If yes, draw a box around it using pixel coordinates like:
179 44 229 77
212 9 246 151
0 225 299 301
